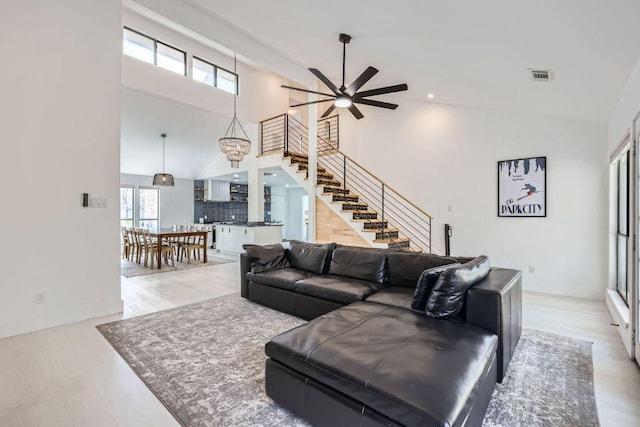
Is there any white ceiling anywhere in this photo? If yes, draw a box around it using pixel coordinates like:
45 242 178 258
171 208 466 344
187 0 640 123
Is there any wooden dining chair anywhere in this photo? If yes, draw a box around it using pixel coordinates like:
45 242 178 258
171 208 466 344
183 232 206 264
142 229 175 268
121 227 132 260
134 229 146 264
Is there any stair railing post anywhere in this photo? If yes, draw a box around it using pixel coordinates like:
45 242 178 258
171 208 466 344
381 183 385 233
284 114 289 153
259 121 264 154
343 156 347 189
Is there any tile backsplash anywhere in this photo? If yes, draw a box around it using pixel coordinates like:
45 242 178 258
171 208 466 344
194 201 249 223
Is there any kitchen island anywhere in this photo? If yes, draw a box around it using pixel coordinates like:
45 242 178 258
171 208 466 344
215 223 283 255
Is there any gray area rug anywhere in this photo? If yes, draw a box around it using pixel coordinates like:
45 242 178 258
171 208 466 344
97 294 598 427
121 250 232 277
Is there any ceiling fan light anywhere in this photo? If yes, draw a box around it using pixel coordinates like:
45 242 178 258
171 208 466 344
334 97 352 108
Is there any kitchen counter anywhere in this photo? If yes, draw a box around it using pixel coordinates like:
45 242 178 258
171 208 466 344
215 223 283 254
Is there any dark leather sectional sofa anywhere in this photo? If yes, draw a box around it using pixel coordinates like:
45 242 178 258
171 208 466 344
240 242 522 427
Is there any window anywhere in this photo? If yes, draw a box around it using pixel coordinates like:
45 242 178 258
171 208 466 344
157 42 185 75
139 187 159 232
120 186 134 229
216 67 238 94
193 57 215 86
192 56 238 94
123 29 154 64
617 151 630 305
123 28 186 76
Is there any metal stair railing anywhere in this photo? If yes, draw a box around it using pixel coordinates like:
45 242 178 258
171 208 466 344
259 114 339 155
317 150 432 253
259 112 432 252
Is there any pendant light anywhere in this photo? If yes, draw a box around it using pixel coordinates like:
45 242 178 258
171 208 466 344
152 133 175 186
218 53 251 168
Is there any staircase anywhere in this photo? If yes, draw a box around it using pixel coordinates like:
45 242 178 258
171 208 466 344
259 114 432 252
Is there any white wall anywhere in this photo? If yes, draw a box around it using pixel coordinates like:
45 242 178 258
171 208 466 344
285 188 308 241
609 56 640 154
338 99 608 300
0 0 123 337
121 174 194 227
270 186 289 236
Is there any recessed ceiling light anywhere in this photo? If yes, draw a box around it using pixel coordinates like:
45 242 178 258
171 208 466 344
234 179 239 181
233 174 239 177
273 174 277 176
285 184 289 187
426 93 435 99
263 182 266 185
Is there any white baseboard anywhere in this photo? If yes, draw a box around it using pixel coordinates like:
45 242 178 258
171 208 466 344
522 279 604 301
0 299 124 339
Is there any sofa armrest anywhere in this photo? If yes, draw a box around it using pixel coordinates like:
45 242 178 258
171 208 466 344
465 268 522 382
240 252 254 299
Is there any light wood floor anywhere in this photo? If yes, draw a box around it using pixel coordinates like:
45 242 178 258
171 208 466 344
1 259 639 427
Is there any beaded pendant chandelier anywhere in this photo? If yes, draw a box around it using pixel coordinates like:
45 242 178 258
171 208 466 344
152 133 175 186
218 53 250 168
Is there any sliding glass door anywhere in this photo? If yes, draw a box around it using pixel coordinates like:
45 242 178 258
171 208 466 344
617 150 630 304
634 115 640 365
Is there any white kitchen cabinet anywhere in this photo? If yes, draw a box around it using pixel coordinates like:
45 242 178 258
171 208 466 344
215 225 283 254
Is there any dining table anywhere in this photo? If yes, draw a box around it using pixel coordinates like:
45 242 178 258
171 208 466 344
148 228 209 270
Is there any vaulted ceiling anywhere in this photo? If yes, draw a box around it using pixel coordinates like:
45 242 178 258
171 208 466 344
187 0 640 123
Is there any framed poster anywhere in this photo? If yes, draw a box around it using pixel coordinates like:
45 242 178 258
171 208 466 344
498 156 546 217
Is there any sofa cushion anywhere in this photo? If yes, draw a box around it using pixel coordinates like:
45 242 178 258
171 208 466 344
411 263 460 311
246 268 314 291
287 240 337 273
426 255 491 319
266 302 498 427
364 287 414 310
243 243 289 273
287 243 329 274
328 248 387 284
293 275 384 305
387 252 457 288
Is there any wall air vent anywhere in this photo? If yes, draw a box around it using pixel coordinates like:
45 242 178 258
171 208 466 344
529 69 554 82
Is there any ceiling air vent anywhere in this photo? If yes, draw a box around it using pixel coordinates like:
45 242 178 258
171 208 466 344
529 69 554 82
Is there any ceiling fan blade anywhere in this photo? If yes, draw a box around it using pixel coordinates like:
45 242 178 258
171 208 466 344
348 104 364 120
353 99 398 110
353 83 408 99
321 104 336 118
309 68 341 95
345 66 378 96
281 84 336 98
290 99 335 108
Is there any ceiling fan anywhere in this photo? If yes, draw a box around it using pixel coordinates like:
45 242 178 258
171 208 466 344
281 33 408 120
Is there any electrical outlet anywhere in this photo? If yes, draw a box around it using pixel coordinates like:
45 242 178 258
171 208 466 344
35 292 46 304
528 265 535 274
90 197 98 208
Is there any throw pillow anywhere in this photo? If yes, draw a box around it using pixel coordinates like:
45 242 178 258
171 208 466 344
387 252 458 288
411 263 460 311
288 243 329 274
288 240 337 273
425 255 491 319
243 243 289 273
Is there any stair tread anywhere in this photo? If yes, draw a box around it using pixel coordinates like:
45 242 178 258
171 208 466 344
374 237 411 244
342 210 378 214
362 228 398 233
